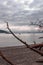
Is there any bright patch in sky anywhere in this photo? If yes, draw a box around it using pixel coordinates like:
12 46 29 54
3 1 7 5
14 0 24 3
14 0 33 4
0 23 6 29
14 0 34 11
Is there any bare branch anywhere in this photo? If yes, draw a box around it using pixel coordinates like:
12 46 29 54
6 22 29 48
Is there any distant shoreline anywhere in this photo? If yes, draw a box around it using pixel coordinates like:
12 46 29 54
9 31 43 34
0 29 43 34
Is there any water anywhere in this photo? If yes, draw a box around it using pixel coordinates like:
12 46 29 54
0 33 43 47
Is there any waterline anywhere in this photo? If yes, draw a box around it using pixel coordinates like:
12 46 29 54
0 33 43 47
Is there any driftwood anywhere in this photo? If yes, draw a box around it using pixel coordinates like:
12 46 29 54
30 43 43 48
6 22 43 56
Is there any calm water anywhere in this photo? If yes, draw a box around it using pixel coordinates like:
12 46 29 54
0 33 43 47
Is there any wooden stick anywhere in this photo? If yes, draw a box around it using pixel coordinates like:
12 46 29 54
0 51 14 65
6 22 29 48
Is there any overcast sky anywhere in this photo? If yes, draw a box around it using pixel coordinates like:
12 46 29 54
0 0 43 32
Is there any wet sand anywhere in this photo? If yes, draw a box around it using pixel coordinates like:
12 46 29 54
0 46 43 65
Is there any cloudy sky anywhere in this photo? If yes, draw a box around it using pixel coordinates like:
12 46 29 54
0 0 43 32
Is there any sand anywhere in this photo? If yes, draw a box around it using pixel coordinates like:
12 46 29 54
0 46 43 65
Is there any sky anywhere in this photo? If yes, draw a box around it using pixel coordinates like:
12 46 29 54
0 0 43 32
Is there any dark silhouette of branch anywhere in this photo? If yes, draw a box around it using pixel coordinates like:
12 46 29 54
6 22 29 48
0 51 14 65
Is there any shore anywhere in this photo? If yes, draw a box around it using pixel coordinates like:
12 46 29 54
0 45 43 65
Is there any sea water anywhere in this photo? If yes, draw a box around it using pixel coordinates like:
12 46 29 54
0 33 43 47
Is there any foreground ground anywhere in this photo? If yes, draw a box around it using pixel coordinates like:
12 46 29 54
0 46 43 65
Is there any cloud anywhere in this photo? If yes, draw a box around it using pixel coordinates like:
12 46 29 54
0 0 43 32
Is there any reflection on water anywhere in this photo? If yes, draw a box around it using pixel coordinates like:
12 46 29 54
0 33 43 47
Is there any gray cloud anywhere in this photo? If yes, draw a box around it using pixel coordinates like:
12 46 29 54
0 0 43 25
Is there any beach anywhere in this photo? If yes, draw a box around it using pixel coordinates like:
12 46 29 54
0 46 43 65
